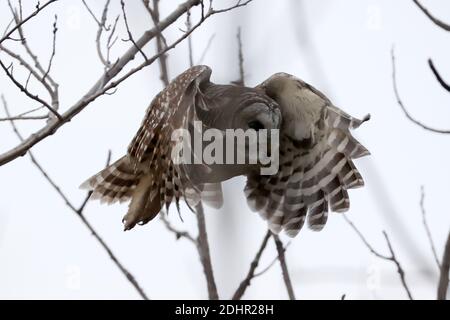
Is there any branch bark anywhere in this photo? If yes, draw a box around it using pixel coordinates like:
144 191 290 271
195 203 219 300
232 230 271 300
273 234 296 300
420 186 440 269
437 231 450 300
428 58 450 93
413 0 450 32
391 47 450 134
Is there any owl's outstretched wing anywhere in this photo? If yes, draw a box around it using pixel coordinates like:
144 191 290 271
245 73 370 237
81 65 222 230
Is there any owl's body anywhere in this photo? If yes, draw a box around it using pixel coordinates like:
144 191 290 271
81 66 280 230
81 66 369 237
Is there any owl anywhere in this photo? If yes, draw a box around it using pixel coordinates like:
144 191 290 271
81 66 370 237
81 65 280 230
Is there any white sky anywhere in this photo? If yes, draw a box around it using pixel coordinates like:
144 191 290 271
0 0 450 299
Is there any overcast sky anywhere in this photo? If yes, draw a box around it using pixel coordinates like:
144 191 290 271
1 0 450 299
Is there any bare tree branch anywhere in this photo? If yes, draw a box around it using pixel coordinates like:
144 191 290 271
5 0 60 113
0 60 61 119
1 94 149 300
343 215 390 260
195 203 219 299
382 231 414 300
0 114 47 122
437 231 450 300
253 241 291 278
0 46 54 100
0 0 59 44
186 9 194 68
428 58 450 93
232 230 271 300
233 27 245 86
82 0 113 68
8 1 58 91
0 0 253 168
196 33 215 65
344 215 414 300
160 214 196 244
42 15 58 83
391 47 450 134
121 0 148 62
143 0 170 86
420 186 441 269
0 0 200 167
273 234 296 300
413 0 450 32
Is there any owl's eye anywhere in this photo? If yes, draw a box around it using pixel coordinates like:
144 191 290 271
248 120 265 131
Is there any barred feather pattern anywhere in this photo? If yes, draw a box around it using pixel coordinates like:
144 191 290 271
81 66 213 230
80 156 143 205
245 104 369 238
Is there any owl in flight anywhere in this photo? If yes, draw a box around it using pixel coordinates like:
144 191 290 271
81 65 369 237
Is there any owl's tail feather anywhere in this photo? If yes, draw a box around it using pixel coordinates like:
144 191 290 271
80 156 143 204
122 176 161 231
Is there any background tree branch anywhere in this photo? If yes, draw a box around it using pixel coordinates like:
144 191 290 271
344 215 413 300
1 94 149 300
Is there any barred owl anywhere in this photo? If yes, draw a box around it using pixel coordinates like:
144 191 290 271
81 65 280 230
81 66 369 237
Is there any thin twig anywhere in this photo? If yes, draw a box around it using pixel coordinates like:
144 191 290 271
81 0 109 29
196 33 215 65
343 215 414 299
0 0 59 44
8 1 58 90
1 94 148 300
420 186 440 269
413 0 450 32
437 231 450 300
343 215 390 260
97 0 112 67
382 231 414 300
273 234 296 300
0 115 47 122
43 15 58 83
143 0 170 86
428 59 450 93
0 60 61 119
6 0 60 111
0 45 55 99
121 0 148 61
186 10 194 67
253 241 291 278
391 47 450 134
160 214 196 244
232 230 271 300
235 27 245 86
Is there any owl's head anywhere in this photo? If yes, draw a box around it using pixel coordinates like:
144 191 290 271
199 84 281 132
